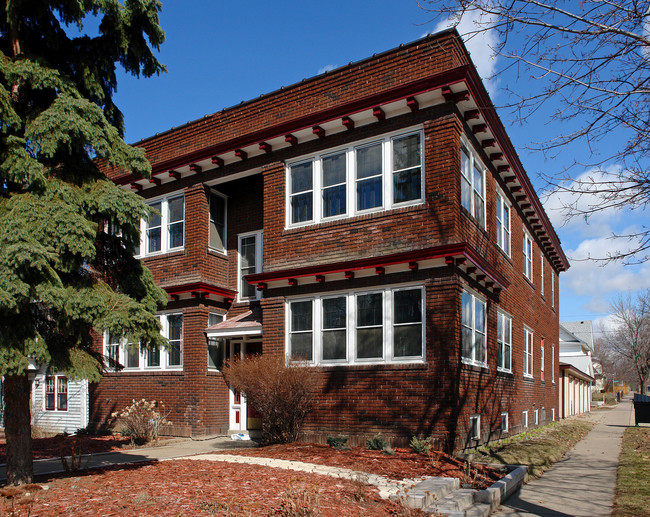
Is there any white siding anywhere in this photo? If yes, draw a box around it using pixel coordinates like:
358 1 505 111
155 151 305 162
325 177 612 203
31 371 88 434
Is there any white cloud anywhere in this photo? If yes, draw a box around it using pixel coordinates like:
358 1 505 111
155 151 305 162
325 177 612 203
431 11 500 96
318 64 337 75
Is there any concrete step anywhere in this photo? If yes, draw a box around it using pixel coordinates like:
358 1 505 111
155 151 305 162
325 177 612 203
427 488 476 514
391 477 459 509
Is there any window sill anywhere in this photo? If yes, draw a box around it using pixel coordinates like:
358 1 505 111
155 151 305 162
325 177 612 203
317 362 428 372
497 369 514 378
138 249 185 262
208 248 228 258
523 375 535 383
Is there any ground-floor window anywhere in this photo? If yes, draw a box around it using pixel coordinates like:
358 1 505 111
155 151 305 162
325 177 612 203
501 412 509 433
287 284 424 365
534 409 539 425
207 312 226 370
469 414 481 440
522 410 529 428
45 376 67 411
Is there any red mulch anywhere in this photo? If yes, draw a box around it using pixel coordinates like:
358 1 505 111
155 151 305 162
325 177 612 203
0 434 132 463
0 460 411 516
218 443 502 489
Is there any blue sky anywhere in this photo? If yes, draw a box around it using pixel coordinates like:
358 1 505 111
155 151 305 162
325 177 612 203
106 0 648 328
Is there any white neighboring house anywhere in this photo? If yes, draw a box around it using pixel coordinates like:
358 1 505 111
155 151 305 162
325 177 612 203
29 364 89 434
559 320 595 418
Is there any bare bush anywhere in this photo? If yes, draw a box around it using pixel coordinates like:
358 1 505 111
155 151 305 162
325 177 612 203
110 399 171 445
223 355 319 445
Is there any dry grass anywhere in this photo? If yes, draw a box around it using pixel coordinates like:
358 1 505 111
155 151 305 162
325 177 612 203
612 426 650 517
465 418 595 479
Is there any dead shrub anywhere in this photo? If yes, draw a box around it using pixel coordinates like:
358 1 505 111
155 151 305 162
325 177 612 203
110 399 171 444
223 355 319 445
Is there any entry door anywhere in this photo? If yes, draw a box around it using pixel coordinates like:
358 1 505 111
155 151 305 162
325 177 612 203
229 342 245 431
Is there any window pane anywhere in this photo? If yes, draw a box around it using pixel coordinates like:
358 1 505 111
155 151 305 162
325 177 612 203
323 153 346 186
393 134 420 170
356 143 382 179
169 221 183 248
322 330 346 360
147 227 161 253
291 301 312 332
168 197 183 223
291 192 313 223
209 194 226 250
323 184 346 218
356 327 382 358
290 162 313 193
474 299 485 333
240 237 256 268
393 168 421 204
125 343 139 368
147 202 161 228
394 289 421 324
290 333 313 361
460 147 471 179
462 327 473 359
394 324 422 357
57 378 67 411
475 333 486 363
462 292 472 327
461 175 471 212
357 293 382 327
147 347 160 367
357 176 382 210
168 315 182 341
208 313 224 327
323 297 346 329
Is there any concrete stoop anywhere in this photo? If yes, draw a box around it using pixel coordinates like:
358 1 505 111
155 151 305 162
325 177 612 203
391 465 527 516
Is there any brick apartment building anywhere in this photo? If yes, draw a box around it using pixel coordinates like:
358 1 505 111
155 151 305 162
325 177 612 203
91 29 569 450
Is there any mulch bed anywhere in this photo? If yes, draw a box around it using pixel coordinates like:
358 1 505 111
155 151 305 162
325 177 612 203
1 460 409 516
217 443 502 489
0 434 132 463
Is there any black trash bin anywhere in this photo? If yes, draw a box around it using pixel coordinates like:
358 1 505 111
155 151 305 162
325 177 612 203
633 394 650 425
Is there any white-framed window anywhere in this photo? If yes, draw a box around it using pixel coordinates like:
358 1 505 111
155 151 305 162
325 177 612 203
287 128 424 227
534 409 539 425
523 231 533 281
461 289 487 367
541 339 545 381
501 412 509 433
45 376 67 411
522 410 529 428
540 253 545 295
460 142 486 227
497 311 512 372
238 231 263 301
209 190 227 252
287 284 424 365
136 193 185 257
470 414 481 440
524 326 534 378
207 312 226 370
551 271 555 308
551 408 556 421
496 189 511 256
552 344 556 383
103 313 183 371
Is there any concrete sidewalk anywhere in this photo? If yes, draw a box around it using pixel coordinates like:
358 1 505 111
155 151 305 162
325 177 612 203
0 435 258 482
493 398 636 517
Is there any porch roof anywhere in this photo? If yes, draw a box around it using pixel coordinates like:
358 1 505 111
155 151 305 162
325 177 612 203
205 308 263 338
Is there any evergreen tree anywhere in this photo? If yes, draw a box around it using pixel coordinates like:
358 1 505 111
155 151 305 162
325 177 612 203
0 0 168 484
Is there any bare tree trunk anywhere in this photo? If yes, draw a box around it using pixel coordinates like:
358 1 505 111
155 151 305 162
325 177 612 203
5 374 33 485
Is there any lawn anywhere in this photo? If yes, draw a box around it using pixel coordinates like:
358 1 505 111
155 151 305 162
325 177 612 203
464 418 595 479
612 426 650 517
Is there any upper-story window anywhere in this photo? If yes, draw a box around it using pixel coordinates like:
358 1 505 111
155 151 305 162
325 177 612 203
551 271 555 307
209 190 227 252
462 289 487 367
523 231 533 281
497 310 512 372
238 231 263 301
287 285 424 365
137 193 184 257
496 189 511 256
207 312 226 370
287 129 423 227
460 143 486 227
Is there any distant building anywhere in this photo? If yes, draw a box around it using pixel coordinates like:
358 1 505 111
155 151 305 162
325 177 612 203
559 321 595 417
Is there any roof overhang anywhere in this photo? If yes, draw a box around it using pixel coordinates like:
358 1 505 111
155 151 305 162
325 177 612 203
205 309 263 339
164 282 237 304
246 242 510 293
560 362 595 383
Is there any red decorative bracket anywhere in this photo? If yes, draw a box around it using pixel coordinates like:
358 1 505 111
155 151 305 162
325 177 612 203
288 278 298 286
486 281 494 289
224 298 234 305
482 139 495 148
149 177 161 186
476 275 486 283
472 124 487 134
211 156 224 167
498 165 511 173
312 125 325 138
490 153 504 161
510 185 522 193
285 134 298 146
406 96 419 111
169 170 181 180
342 116 354 130
504 176 517 183
515 195 527 202
372 106 385 121
315 274 325 283
131 183 142 191
375 266 385 275
441 86 454 102
466 266 477 275
235 149 248 160
520 203 531 210
456 257 467 266
259 142 272 153
454 90 470 102
464 110 480 121
170 294 180 301
345 271 354 280
189 164 202 173
256 282 266 291
408 261 418 271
